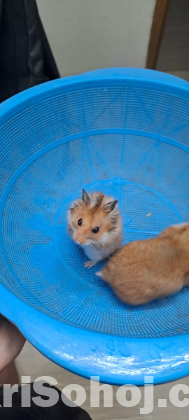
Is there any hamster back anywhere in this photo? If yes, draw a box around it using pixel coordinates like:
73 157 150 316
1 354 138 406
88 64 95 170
98 223 189 305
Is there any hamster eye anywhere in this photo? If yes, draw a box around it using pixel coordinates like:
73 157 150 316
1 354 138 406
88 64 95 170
92 227 99 233
78 218 82 226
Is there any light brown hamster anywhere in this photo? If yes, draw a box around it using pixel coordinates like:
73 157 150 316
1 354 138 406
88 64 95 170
67 188 122 268
96 223 189 305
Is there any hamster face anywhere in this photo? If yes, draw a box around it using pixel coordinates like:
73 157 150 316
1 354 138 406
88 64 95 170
67 189 120 247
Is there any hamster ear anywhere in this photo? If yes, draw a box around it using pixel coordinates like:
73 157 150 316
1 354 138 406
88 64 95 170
82 188 90 204
103 200 118 213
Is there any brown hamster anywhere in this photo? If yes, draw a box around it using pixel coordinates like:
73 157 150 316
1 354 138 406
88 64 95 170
67 188 122 268
96 223 189 305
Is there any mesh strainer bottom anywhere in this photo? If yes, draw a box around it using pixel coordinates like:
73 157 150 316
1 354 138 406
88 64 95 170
1 133 189 338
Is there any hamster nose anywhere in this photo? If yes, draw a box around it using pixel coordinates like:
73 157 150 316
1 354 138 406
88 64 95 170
75 234 85 245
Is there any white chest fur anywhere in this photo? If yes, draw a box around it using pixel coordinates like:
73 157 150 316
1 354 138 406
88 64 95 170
81 240 120 263
81 244 103 262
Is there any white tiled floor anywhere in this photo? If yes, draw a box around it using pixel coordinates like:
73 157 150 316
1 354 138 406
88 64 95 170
16 341 189 419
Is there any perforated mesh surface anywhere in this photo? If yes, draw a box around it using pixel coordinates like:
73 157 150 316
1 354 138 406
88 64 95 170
1 80 189 338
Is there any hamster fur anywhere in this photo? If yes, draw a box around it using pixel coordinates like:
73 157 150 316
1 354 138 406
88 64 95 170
97 223 189 305
67 188 122 268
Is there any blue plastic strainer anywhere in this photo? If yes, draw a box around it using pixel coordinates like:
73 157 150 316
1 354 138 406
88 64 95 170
1 68 189 385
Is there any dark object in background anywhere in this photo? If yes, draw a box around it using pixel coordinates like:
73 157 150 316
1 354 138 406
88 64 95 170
0 383 92 420
0 0 60 103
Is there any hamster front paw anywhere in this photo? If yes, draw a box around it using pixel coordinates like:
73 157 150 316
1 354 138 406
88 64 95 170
84 261 96 269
